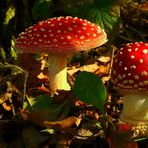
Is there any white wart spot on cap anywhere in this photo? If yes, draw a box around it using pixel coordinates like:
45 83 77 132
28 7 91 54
20 36 25 39
82 27 86 30
33 28 37 31
85 39 90 42
53 39 57 42
133 84 138 88
50 24 54 27
39 22 44 26
129 80 134 84
67 36 71 40
122 74 126 78
123 80 128 84
43 35 47 38
93 33 97 37
144 81 148 85
128 48 132 52
124 67 128 70
143 49 148 54
58 23 62 26
127 73 131 76
141 71 148 76
139 82 144 86
80 36 85 39
36 34 40 37
40 28 45 32
119 61 122 67
117 74 123 80
57 30 61 33
68 27 73 31
131 55 135 59
28 30 32 33
34 42 37 45
62 42 67 45
130 65 136 69
134 75 139 80
114 59 118 63
50 34 54 37
113 70 116 75
139 59 143 63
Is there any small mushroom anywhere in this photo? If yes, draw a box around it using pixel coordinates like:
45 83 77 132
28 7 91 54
15 16 107 95
111 42 148 137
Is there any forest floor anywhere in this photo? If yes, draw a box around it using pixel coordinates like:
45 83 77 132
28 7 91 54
0 1 148 148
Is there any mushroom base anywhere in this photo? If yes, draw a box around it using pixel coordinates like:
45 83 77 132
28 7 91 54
120 90 148 137
48 54 71 95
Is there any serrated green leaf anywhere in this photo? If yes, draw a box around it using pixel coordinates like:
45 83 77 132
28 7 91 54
74 71 106 112
62 1 120 45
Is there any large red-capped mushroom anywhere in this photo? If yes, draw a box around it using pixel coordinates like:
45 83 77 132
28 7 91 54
15 16 107 95
111 42 148 137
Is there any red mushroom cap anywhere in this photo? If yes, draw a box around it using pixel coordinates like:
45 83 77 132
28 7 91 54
15 16 107 55
111 42 148 90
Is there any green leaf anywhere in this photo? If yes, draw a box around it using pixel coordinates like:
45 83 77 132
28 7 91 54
134 137 148 142
74 71 106 112
0 47 6 60
25 95 70 121
32 95 53 110
94 0 117 8
4 5 15 25
32 0 53 21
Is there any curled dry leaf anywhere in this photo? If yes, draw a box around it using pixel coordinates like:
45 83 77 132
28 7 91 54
43 116 81 129
97 56 110 63
37 72 48 81
95 63 110 77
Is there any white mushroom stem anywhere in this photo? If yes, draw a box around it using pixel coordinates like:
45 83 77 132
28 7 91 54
120 90 148 137
48 54 71 94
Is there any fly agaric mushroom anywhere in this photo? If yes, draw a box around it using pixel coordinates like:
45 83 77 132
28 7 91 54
111 42 148 137
15 16 107 95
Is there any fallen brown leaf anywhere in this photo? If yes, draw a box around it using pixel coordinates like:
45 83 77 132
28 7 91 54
22 125 49 148
68 63 99 76
18 53 48 88
2 102 11 111
20 109 81 129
